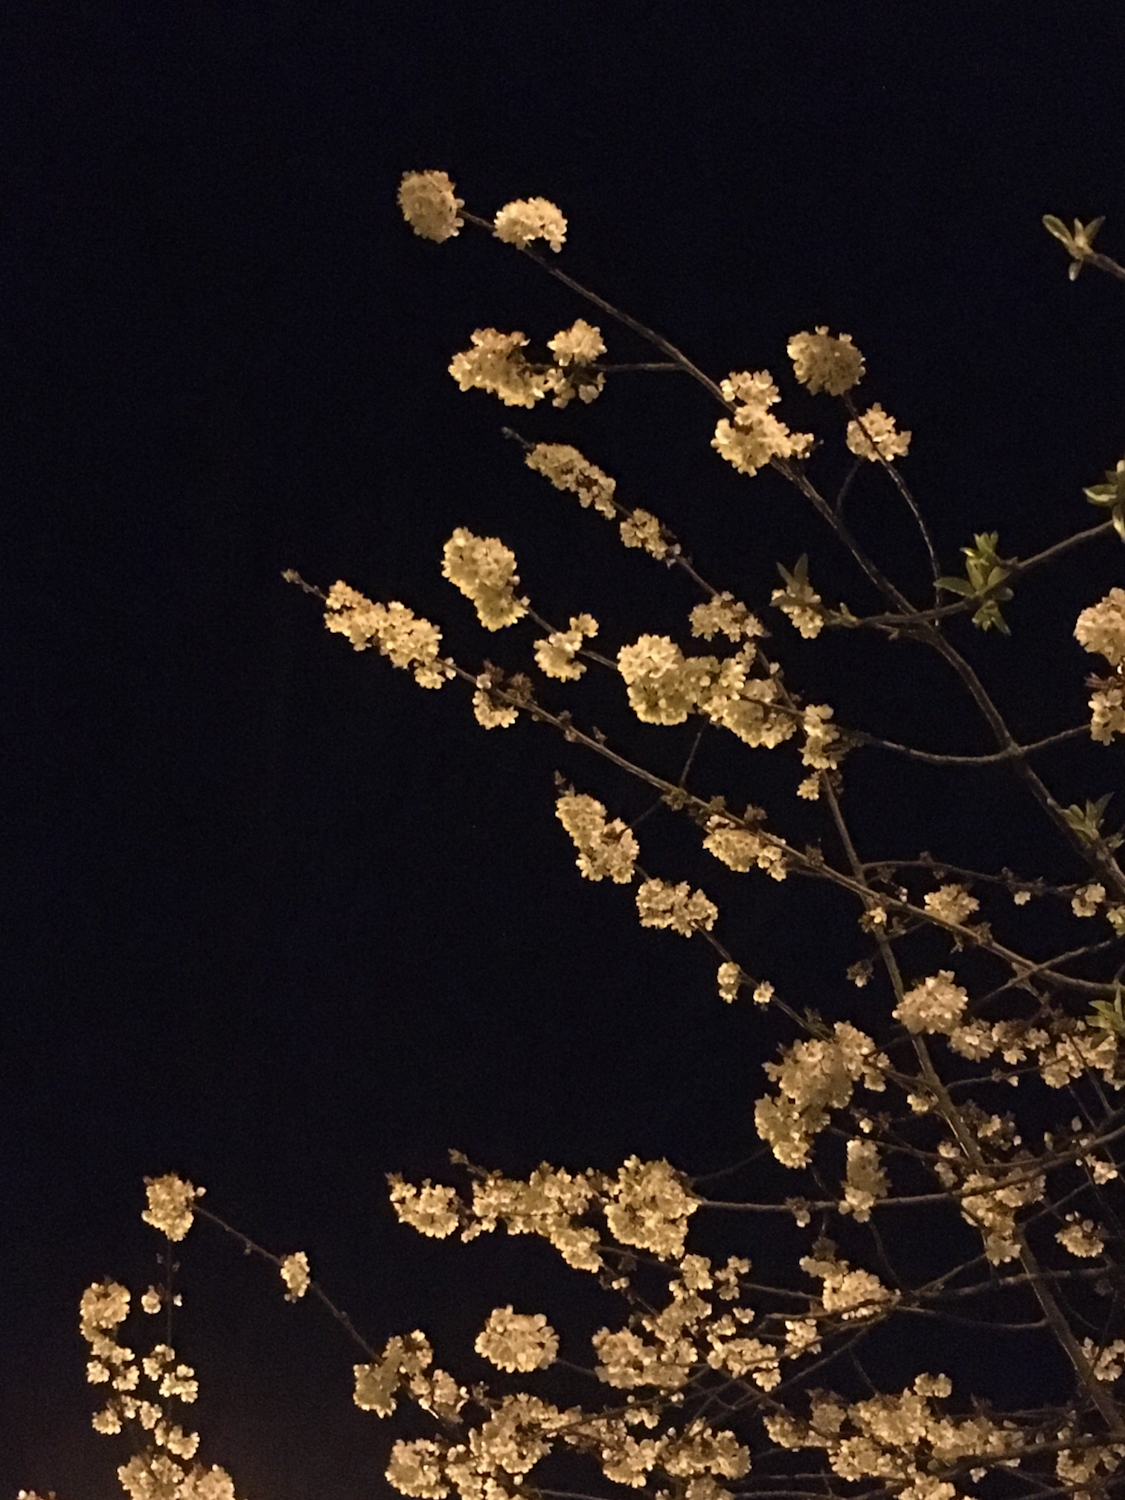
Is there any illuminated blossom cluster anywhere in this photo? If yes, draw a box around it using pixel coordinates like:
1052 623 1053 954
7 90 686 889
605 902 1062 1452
800 1252 897 1319
397 170 464 243
353 1332 436 1418
767 1374 1022 1496
1057 1214 1106 1257
555 790 639 883
712 369 813 476
448 328 552 408
470 671 520 729
893 971 969 1035
279 1252 310 1301
703 813 788 880
493 196 567 252
534 613 598 680
324 583 452 688
800 704 840 770
787 328 865 395
755 1024 888 1168
1072 881 1105 917
841 1138 888 1222
689 592 764 643
845 402 911 460
1075 589 1125 741
716 961 742 1001
955 1167 1045 1264
441 528 528 630
474 1307 559 1372
923 883 979 925
771 570 825 638
636 877 718 936
619 507 671 558
617 635 795 747
387 1176 461 1239
602 1156 700 1258
524 442 618 518
142 1175 203 1242
547 317 604 365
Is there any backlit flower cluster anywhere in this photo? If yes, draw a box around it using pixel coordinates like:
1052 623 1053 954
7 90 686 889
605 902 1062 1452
324 583 452 688
279 1252 310 1301
534 614 598 680
142 1175 203 1242
493 197 567 252
524 442 618 518
846 402 911 460
703 813 788 880
689 592 764 643
555 790 639 883
712 370 813 476
617 635 795 747
397 171 464 243
636 877 718 936
772 571 825 638
448 325 604 408
1075 588 1125 741
894 972 969 1036
475 1307 559 1372
441 528 528 630
787 328 865 395
923 883 979 926
755 1024 888 1168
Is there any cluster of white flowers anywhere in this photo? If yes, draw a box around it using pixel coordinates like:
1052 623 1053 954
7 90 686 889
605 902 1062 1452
534 613 598 680
894 972 969 1035
466 1162 602 1270
387 1176 461 1238
353 1332 437 1418
689 592 764 643
142 1175 203 1242
948 1165 1045 1265
617 634 795 747
767 1374 1022 1498
923 883 980 926
602 1156 700 1258
524 442 618 518
1075 589 1125 741
493 196 567 252
279 1251 310 1301
947 1013 1122 1090
703 813 788 880
755 1024 888 1168
555 790 639 883
1072 881 1105 917
397 170 464 243
845 403 911 460
547 317 603 364
801 704 840 770
772 571 825 639
324 582 453 688
800 1253 897 1319
471 671 520 729
619 506 671 558
787 328 865 395
447 328 550 408
716 961 742 1001
475 1307 559 1372
1056 1213 1106 1258
636 877 718 936
117 1456 237 1500
1080 1338 1125 1382
441 528 528 629
840 1138 888 1222
712 369 813 476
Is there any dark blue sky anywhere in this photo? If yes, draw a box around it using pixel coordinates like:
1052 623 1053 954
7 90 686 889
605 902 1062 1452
6 5 1125 1498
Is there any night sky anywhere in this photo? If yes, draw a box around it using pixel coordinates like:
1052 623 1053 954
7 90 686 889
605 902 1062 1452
7 6 1125 1499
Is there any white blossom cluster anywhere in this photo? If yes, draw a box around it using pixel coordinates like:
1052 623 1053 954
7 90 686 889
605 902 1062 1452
894 971 969 1035
141 1174 203 1242
353 1331 465 1422
689 592 764 643
799 1252 897 1319
787 328 865 395
922 883 980 926
397 170 464 243
845 402 911 460
617 634 795 747
555 789 639 883
766 1374 1023 1500
441 528 528 630
636 877 718 936
755 1024 888 1168
448 322 604 408
475 1307 559 1372
279 1252 310 1301
712 369 813 476
493 196 567 252
703 813 788 880
771 571 825 638
534 613 598 680
945 1012 1122 1089
524 442 618 518
324 582 453 688
840 1138 889 1222
1075 588 1125 741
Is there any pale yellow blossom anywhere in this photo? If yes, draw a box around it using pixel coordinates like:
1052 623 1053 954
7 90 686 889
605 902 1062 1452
475 1307 559 1372
494 197 567 252
556 791 638 883
524 442 617 518
441 528 528 629
397 171 464 243
845 403 910 460
636 878 717 935
280 1252 310 1301
787 328 865 395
